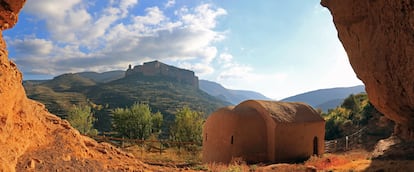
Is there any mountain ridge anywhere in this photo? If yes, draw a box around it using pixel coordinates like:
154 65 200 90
198 80 272 105
282 85 365 111
23 61 366 115
23 61 230 132
77 70 125 83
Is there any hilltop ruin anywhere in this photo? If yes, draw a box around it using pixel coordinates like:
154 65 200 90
126 60 199 88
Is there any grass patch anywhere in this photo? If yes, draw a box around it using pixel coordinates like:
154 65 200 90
123 144 202 167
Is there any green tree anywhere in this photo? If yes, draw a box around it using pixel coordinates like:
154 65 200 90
111 103 163 139
170 106 204 145
342 94 360 112
358 101 375 125
323 93 379 140
323 107 351 140
67 105 98 135
151 111 163 134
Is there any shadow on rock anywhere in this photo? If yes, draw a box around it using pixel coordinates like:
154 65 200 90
365 136 414 171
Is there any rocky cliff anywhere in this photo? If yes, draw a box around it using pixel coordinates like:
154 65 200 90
0 1 148 171
126 60 199 88
321 0 414 139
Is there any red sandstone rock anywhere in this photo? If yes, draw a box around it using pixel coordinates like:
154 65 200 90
0 1 148 171
321 0 414 139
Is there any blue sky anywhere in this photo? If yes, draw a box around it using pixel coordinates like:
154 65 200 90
4 0 362 99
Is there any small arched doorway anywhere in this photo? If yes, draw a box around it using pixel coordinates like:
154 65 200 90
313 136 318 155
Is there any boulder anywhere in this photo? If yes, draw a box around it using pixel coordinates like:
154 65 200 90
321 0 414 140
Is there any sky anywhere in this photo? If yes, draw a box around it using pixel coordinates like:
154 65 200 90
4 0 363 100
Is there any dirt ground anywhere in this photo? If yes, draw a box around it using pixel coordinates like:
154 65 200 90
238 149 414 172
113 147 414 172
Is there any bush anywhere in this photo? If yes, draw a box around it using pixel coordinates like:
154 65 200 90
111 103 163 139
67 105 98 135
170 106 204 146
323 93 378 140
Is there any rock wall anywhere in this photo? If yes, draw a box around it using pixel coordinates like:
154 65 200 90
0 1 148 171
321 0 414 139
126 60 199 88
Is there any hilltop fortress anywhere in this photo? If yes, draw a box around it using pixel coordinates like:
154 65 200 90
126 60 199 88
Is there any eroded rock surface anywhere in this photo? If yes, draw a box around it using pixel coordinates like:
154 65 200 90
0 1 147 171
321 0 414 139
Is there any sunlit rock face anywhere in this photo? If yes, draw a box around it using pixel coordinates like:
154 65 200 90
0 1 147 171
0 0 26 63
321 0 414 139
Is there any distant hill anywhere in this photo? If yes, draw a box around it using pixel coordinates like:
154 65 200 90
199 80 272 104
282 85 365 111
77 71 125 83
23 61 229 133
22 74 96 117
41 73 97 91
229 90 271 101
315 98 343 111
23 82 90 118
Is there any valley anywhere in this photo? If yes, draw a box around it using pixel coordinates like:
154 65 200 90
1 0 412 171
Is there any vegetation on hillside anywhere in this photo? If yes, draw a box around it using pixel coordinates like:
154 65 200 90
111 103 163 139
23 72 229 134
67 105 98 135
170 106 204 146
88 76 227 116
42 73 97 92
322 93 389 140
23 84 89 118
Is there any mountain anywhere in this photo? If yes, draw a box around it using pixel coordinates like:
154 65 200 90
41 73 97 91
77 70 125 83
229 90 271 101
23 61 230 133
199 80 272 104
281 85 365 111
315 98 343 111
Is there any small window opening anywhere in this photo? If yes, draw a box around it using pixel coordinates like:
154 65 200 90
231 135 234 144
313 136 318 155
205 133 208 141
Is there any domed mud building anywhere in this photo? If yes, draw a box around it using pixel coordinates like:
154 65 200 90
202 100 325 163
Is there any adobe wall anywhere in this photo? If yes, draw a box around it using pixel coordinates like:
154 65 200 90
202 107 237 163
203 100 325 164
273 121 325 162
231 106 268 163
202 106 269 163
234 100 278 161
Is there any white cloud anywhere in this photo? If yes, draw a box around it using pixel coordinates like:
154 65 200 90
12 1 363 100
24 0 82 18
120 0 138 12
165 0 176 8
218 63 253 80
134 7 166 25
212 53 288 99
179 4 227 30
218 52 233 65
11 2 227 77
216 58 287 84
25 0 92 42
217 65 289 100
10 38 53 56
179 62 214 76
